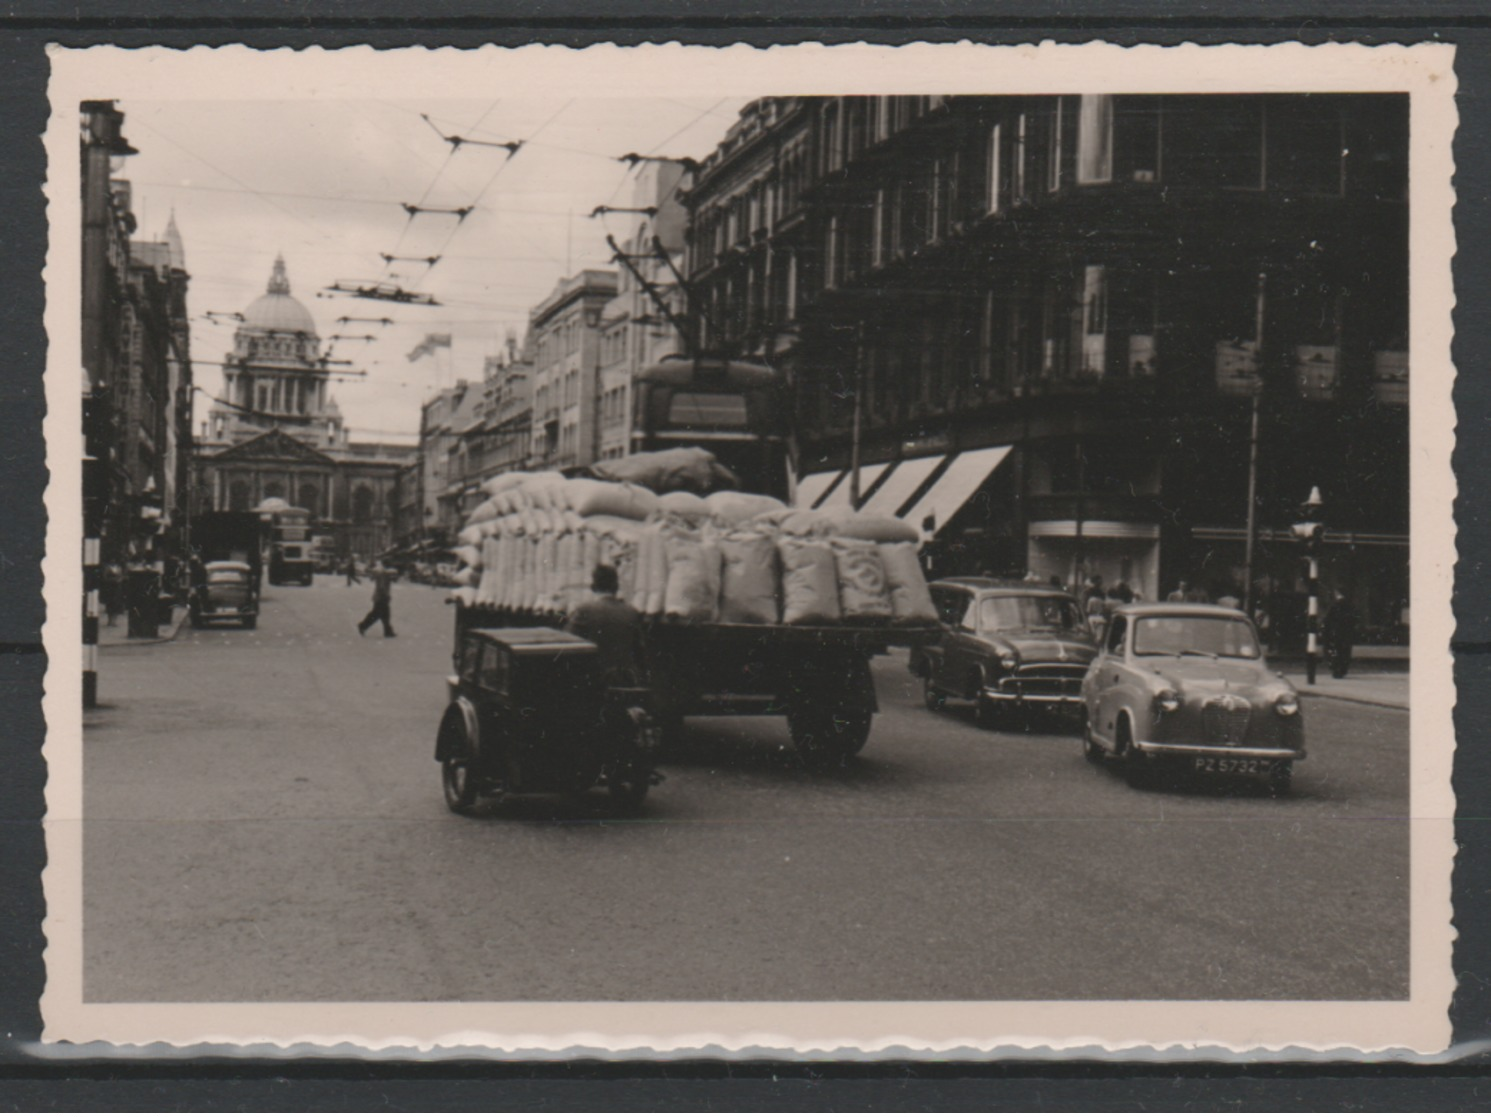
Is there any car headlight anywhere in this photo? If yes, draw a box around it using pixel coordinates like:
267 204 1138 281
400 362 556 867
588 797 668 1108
1156 688 1181 714
999 652 1019 671
1275 693 1300 717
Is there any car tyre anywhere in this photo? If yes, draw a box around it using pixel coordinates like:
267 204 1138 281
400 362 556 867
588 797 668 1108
441 757 480 814
922 676 946 713
1119 721 1152 788
1267 760 1294 796
1081 711 1104 763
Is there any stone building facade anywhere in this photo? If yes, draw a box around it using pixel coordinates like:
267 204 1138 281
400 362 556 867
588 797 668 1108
193 256 415 557
528 269 618 470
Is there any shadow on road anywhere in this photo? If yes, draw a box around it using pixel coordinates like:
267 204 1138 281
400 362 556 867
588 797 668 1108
657 720 917 788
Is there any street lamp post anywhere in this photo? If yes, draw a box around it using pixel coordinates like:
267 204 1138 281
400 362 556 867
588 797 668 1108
1291 486 1325 685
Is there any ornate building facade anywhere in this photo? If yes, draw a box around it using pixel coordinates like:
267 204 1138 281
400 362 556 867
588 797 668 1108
193 256 416 557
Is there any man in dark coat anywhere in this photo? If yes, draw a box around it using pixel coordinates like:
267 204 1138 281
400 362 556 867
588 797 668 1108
566 564 644 686
357 563 396 638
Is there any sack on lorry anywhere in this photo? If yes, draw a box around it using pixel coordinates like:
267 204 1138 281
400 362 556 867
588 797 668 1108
717 531 780 624
878 541 938 625
481 472 530 498
466 499 500 526
778 537 842 626
658 490 711 519
663 533 723 623
770 508 836 536
452 566 477 588
591 446 740 495
825 511 920 544
456 524 484 547
564 478 660 521
450 586 478 607
831 537 895 621
705 490 788 525
453 544 482 569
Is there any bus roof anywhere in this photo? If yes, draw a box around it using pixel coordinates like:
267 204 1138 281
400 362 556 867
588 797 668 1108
636 355 779 389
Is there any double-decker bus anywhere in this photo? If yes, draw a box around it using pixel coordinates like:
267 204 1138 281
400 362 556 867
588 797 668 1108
264 504 315 585
631 355 790 500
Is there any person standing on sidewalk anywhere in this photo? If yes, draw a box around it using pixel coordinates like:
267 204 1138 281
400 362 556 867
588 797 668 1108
1323 590 1357 679
357 563 397 638
344 554 361 586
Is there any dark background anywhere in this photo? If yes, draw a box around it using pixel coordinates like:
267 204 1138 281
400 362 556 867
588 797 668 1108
1 2 1487 1109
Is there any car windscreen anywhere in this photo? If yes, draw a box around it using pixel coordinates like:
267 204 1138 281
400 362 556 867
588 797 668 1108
978 595 1086 633
1132 616 1260 659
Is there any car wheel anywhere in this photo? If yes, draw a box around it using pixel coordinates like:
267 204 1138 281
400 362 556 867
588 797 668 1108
922 676 946 713
1081 711 1104 763
1119 721 1152 788
441 757 480 814
1267 760 1294 796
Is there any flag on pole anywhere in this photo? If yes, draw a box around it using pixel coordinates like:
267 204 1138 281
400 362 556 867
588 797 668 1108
406 333 452 363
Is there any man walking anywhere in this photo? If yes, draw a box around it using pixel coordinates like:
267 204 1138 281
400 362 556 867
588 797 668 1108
357 563 396 638
344 554 361 586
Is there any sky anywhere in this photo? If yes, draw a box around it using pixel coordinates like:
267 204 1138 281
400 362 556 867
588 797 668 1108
116 97 750 443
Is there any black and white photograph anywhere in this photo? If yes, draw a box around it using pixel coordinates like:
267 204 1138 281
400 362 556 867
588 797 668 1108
42 42 1457 1055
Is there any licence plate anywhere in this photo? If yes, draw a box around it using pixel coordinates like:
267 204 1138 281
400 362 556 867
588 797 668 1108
1193 756 1270 775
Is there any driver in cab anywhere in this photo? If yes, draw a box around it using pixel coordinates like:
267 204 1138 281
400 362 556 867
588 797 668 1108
566 563 645 687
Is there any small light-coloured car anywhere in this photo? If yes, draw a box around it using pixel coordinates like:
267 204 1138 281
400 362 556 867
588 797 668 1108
1080 603 1304 791
189 560 258 630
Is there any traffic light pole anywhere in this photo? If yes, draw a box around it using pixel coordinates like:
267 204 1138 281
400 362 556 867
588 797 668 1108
1306 550 1320 686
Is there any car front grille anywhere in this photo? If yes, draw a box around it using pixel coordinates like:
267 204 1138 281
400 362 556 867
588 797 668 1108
1002 662 1088 697
1203 695 1252 744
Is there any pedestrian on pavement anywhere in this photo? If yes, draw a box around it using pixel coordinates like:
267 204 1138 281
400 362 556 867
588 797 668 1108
344 555 361 586
103 561 125 627
1113 581 1135 605
1080 573 1105 614
1323 589 1358 679
357 563 397 638
1185 583 1212 604
1167 580 1190 603
1086 586 1111 645
1217 588 1242 610
566 563 645 687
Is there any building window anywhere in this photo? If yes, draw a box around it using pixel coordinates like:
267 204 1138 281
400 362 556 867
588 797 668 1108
1077 95 1114 184
987 123 1003 213
1048 97 1066 192
298 483 319 516
1269 97 1346 197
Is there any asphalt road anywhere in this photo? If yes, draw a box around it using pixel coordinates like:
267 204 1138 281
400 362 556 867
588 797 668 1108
83 576 1409 1003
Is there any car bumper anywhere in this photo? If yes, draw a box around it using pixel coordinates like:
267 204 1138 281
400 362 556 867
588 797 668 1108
1136 740 1306 760
981 687 1083 706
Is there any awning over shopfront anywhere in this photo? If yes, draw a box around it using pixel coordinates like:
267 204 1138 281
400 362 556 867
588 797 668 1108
901 446 1013 538
859 454 943 517
794 468 843 510
817 461 890 511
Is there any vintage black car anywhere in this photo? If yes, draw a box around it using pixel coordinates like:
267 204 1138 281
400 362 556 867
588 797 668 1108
189 560 258 629
1080 603 1305 791
435 627 659 814
910 578 1098 726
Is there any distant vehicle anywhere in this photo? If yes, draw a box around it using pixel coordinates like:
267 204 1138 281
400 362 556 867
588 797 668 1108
911 578 1098 726
631 355 790 501
192 510 265 591
264 505 314 586
310 534 338 574
1080 603 1305 792
190 560 258 629
436 626 660 814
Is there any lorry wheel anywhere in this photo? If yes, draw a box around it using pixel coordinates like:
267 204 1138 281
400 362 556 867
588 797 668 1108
608 759 650 811
789 707 872 769
242 616 257 630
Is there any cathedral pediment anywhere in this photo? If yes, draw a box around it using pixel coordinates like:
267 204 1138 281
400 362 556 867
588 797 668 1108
212 427 337 465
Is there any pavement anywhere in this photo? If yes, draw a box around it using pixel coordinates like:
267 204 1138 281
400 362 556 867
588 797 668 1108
81 575 1411 1004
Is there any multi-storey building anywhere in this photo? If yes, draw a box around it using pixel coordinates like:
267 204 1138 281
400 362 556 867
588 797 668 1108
686 94 1409 640
597 162 689 460
469 332 534 484
194 256 415 557
527 269 618 470
415 378 476 540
